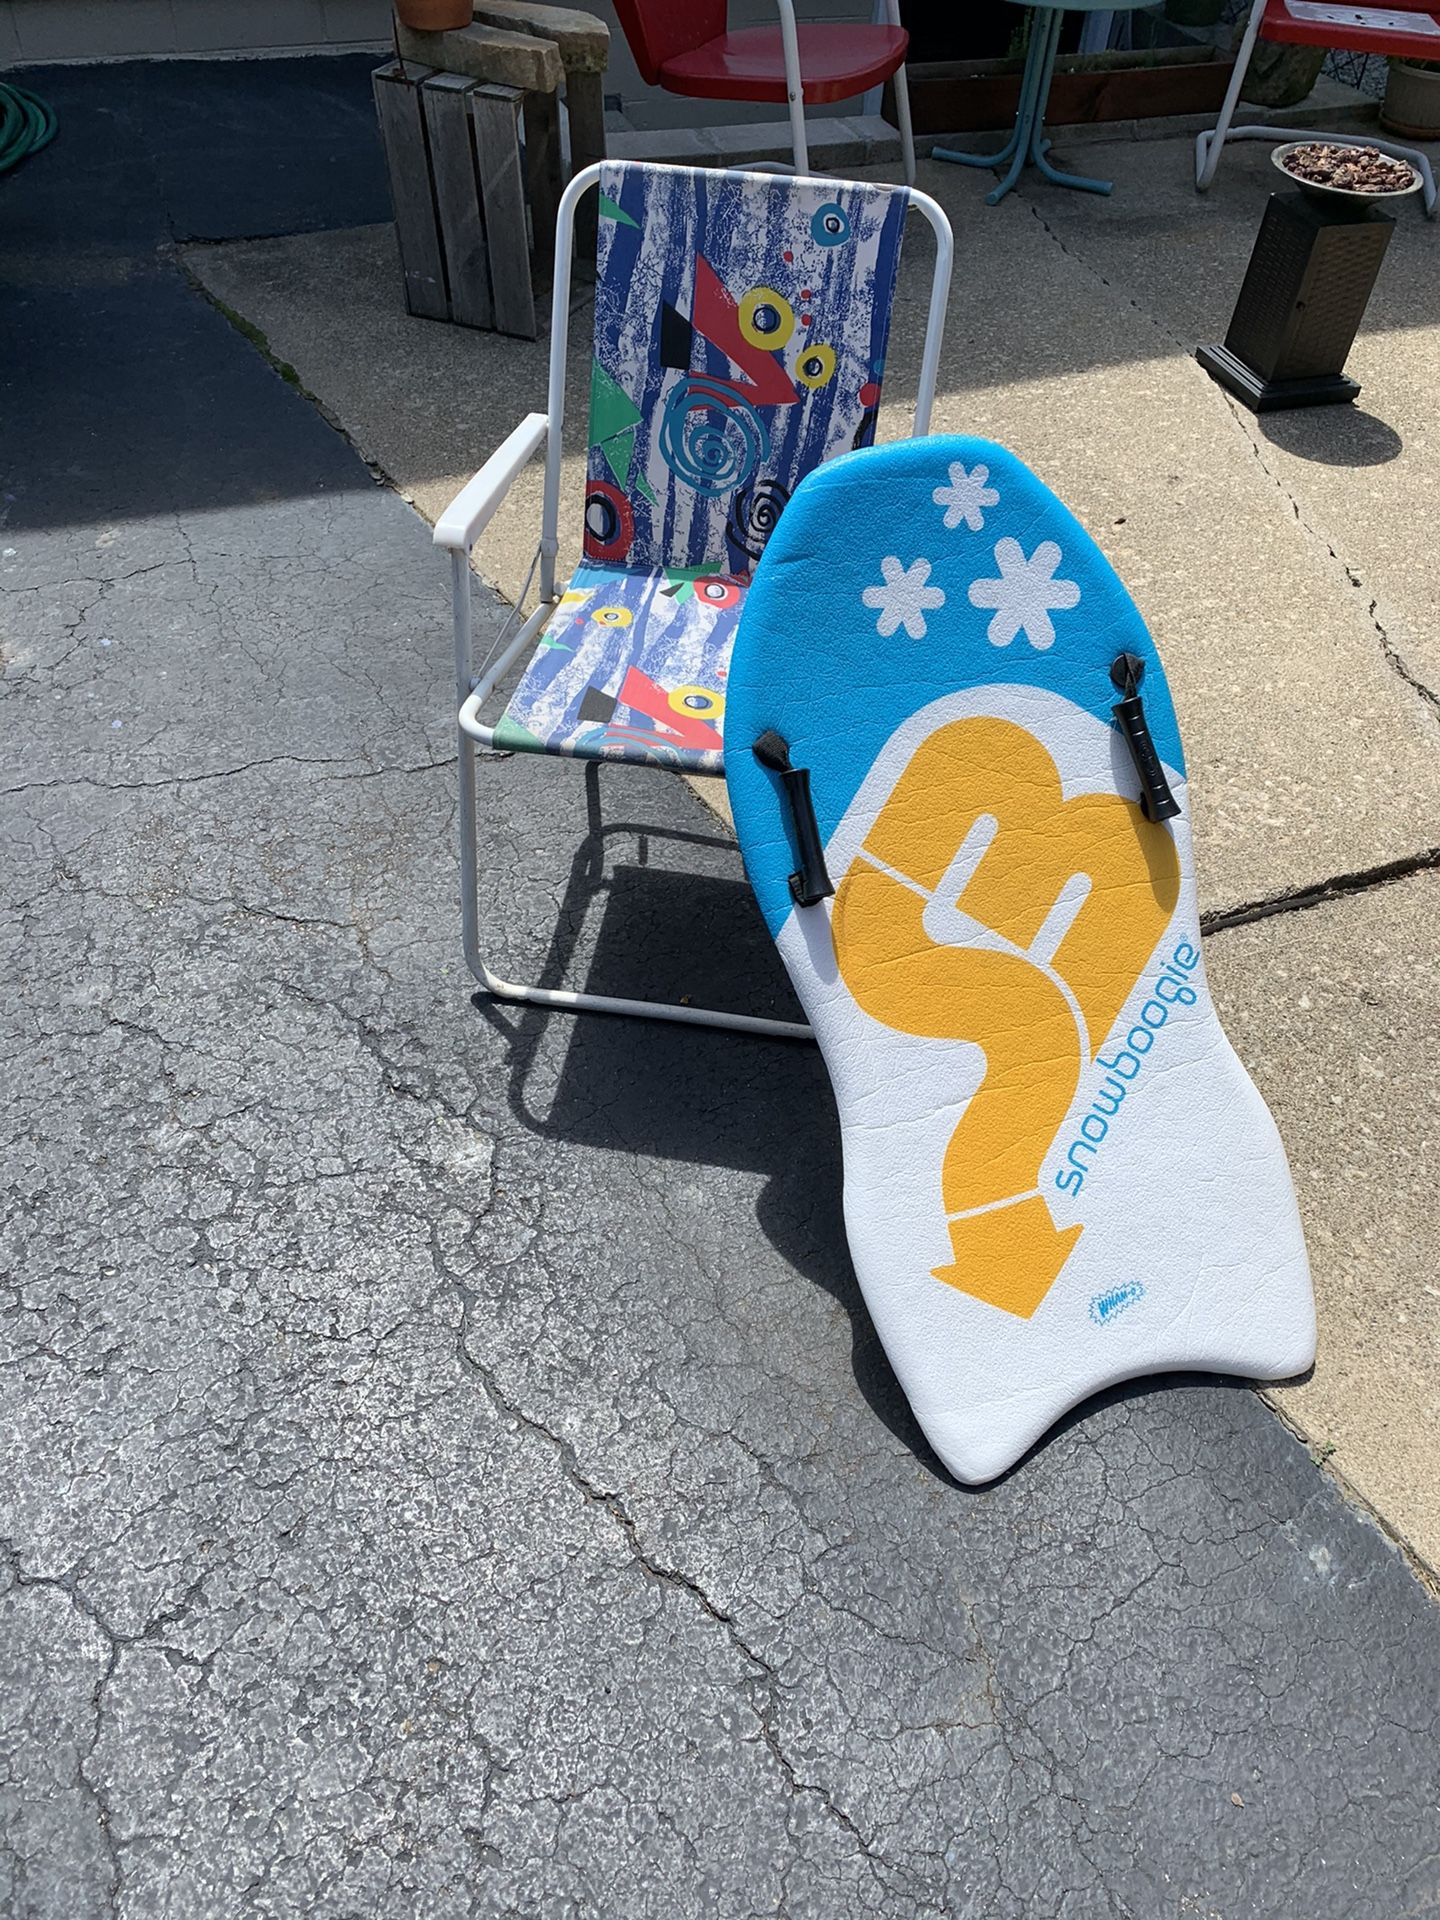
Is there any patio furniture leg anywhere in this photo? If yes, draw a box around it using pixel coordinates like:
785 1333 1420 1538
455 731 814 1038
1195 0 1266 192
1198 121 1437 219
452 553 813 1040
1027 8 1115 197
986 6 1062 204
893 59 918 186
775 0 811 174
884 0 917 186
931 4 1050 186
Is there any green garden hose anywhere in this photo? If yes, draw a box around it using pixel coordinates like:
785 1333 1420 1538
0 82 57 177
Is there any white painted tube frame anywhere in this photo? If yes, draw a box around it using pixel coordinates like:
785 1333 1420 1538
438 161 954 1039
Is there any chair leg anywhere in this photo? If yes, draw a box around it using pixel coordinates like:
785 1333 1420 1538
1199 121 1437 218
893 61 917 187
1197 0 1265 192
775 0 811 174
788 99 811 176
456 731 814 1040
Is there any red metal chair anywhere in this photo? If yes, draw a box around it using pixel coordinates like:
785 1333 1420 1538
1197 0 1437 215
611 0 917 185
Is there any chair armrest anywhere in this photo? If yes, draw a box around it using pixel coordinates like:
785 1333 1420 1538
433 411 549 552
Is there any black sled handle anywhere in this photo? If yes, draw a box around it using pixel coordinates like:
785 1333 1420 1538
752 730 835 907
1110 653 1181 825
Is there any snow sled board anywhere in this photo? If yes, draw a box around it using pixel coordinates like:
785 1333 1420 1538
724 436 1315 1485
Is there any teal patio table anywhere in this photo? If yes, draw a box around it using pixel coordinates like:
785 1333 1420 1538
934 1 1155 204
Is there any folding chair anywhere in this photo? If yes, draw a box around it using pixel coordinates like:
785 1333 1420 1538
1196 0 1438 216
436 160 953 1039
611 0 918 188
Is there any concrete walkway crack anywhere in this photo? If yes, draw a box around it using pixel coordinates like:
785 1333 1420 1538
1022 198 1440 723
1202 842 1440 933
444 1286 904 1893
1230 425 1440 718
3 1540 217 1915
4 753 457 799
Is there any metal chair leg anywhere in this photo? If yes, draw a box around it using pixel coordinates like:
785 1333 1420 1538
1197 0 1265 192
776 0 811 174
456 728 814 1040
893 60 917 186
932 5 1056 203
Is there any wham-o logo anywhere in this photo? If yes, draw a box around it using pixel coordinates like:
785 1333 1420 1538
830 715 1180 1321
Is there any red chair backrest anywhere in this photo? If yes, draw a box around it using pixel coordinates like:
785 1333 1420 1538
611 0 728 85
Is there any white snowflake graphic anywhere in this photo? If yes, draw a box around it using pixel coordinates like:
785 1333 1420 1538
932 461 999 533
967 538 1080 650
862 555 945 639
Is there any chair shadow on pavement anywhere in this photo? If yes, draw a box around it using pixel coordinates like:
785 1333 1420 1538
477 765 1278 1490
474 762 946 1475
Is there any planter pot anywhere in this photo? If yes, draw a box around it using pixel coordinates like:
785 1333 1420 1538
1382 60 1440 140
393 0 472 31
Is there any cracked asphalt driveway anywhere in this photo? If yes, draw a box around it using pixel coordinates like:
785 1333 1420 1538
3 55 1439 1920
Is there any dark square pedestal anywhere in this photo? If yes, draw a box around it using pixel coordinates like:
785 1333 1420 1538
1197 190 1394 412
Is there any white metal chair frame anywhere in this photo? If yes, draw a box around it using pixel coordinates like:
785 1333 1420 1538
771 0 918 188
437 161 955 1040
1195 0 1437 217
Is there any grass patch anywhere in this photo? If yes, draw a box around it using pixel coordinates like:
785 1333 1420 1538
209 295 303 390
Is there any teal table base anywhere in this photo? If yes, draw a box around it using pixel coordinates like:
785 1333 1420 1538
933 7 1114 205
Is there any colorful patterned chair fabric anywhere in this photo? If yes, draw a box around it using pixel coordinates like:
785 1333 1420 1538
440 159 952 1038
494 162 911 775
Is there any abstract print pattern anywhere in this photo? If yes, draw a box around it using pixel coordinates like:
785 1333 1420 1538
497 162 911 770
495 561 743 773
586 163 908 575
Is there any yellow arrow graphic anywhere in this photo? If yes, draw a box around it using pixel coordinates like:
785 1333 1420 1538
932 1195 1083 1319
831 716 1179 1320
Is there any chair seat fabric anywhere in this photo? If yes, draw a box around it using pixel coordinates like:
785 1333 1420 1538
659 24 909 104
494 561 744 773
1260 0 1440 56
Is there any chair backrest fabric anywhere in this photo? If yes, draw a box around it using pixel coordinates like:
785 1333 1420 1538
609 0 727 87
584 162 911 579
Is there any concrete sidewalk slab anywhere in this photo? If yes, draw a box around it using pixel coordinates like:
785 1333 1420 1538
1206 872 1440 1572
881 167 1440 915
1015 131 1440 724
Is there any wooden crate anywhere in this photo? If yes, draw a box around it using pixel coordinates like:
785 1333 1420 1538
373 60 538 339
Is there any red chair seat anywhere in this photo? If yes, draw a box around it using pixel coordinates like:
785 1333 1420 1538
1260 0 1440 59
659 24 909 105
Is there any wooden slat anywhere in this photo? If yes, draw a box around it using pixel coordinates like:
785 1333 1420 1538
372 60 449 323
470 83 537 340
521 84 563 282
421 72 494 331
565 69 606 267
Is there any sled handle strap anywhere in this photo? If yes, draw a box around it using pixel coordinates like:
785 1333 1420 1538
752 730 835 908
1110 654 1181 825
